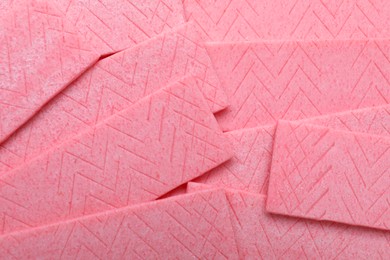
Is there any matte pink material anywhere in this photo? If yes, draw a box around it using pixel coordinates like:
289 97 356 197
301 104 390 134
0 190 239 259
196 105 390 194
229 191 390 258
4 0 186 55
206 40 390 131
186 182 215 193
183 0 390 41
195 125 275 194
186 183 390 259
0 0 98 144
0 79 232 235
54 0 185 54
267 120 390 230
0 22 228 176
158 183 187 199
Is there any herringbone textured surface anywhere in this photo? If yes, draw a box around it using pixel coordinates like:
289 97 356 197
195 125 275 194
0 0 98 144
0 79 232 235
183 0 390 41
196 105 390 197
268 120 390 230
0 22 228 176
227 191 390 259
0 190 239 259
206 40 390 131
54 0 186 54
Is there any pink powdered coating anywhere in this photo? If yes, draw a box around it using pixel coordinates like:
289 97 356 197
267 120 390 230
195 125 275 194
0 78 232 235
187 183 390 259
0 0 99 144
206 40 390 131
0 189 239 259
54 0 186 54
4 0 186 55
196 105 390 195
183 0 390 41
0 22 228 176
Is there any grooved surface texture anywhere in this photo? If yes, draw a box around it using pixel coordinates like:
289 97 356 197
186 184 390 259
183 0 390 41
196 105 390 196
0 0 99 144
0 22 228 176
267 120 390 230
206 40 390 131
0 190 239 259
0 79 232 235
53 0 186 54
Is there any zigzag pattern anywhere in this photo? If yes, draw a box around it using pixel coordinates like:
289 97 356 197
195 125 275 194
0 22 228 176
0 79 232 235
268 121 390 230
303 104 390 135
196 105 390 196
206 40 390 131
226 191 390 259
0 0 98 144
0 190 239 259
183 0 390 41
54 0 186 54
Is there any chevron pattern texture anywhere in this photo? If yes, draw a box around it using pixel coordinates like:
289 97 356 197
196 105 390 198
0 190 239 259
227 191 390 259
0 79 232 235
1 0 390 257
0 0 98 144
206 40 390 131
195 125 275 194
0 22 228 176
53 0 186 54
268 120 390 230
183 0 390 41
302 104 390 135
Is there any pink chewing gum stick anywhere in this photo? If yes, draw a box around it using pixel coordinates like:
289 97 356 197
53 0 186 54
0 0 99 144
186 183 390 259
196 105 390 195
206 40 390 131
267 120 390 231
183 0 390 41
3 0 186 55
0 78 232 235
0 22 229 176
0 189 239 259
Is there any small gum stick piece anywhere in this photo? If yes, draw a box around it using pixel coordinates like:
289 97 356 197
0 189 239 259
0 0 99 144
0 22 228 176
195 105 390 195
205 40 390 131
182 0 390 41
267 120 390 230
0 78 233 235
